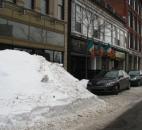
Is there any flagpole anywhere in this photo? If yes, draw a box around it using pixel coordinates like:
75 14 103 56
85 26 89 79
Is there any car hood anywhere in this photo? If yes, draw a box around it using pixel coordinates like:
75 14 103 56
91 77 117 86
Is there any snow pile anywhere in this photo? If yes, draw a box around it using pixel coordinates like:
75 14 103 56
0 50 105 129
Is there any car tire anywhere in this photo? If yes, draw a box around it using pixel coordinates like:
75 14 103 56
127 82 131 90
113 85 119 95
137 81 141 86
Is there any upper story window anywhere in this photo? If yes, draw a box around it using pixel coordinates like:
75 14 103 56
5 0 16 3
75 4 82 33
128 12 131 27
41 0 48 14
24 0 34 9
133 0 136 10
130 0 133 7
58 0 64 20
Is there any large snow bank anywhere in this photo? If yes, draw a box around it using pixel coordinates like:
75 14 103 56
0 50 105 129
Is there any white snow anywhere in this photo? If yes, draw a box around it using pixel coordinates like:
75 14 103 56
0 50 105 129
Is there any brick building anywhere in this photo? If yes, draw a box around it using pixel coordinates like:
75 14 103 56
105 0 142 70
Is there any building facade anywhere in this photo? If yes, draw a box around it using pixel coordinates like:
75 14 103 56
0 0 68 68
105 0 142 70
68 0 128 79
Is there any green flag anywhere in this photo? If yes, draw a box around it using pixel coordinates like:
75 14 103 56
87 39 94 52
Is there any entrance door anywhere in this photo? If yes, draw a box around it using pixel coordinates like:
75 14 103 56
71 56 87 79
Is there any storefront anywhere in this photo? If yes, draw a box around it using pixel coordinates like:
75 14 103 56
90 46 126 71
70 37 127 79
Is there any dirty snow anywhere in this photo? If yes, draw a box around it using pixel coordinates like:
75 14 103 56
0 50 105 129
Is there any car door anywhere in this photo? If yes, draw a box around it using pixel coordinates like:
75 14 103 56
122 71 130 89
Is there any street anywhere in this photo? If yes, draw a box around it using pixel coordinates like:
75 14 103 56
38 86 142 130
76 87 142 130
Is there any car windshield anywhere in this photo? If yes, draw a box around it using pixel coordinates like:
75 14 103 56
104 70 118 78
129 71 140 76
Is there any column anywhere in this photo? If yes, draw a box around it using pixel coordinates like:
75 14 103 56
34 0 40 12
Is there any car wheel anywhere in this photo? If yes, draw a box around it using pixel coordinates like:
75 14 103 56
113 85 119 95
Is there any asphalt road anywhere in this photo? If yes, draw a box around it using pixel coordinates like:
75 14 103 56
77 87 142 130
101 100 142 130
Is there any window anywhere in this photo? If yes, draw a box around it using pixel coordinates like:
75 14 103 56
99 18 105 41
128 12 130 27
5 0 16 3
133 0 136 10
116 28 120 46
8 21 29 40
120 30 124 47
41 0 48 14
44 50 54 61
93 15 100 38
133 16 135 30
130 33 133 49
54 51 63 64
75 4 82 33
104 22 112 44
135 37 137 50
0 18 12 36
47 31 64 46
139 39 141 52
130 12 133 28
133 36 135 49
24 0 34 9
58 0 64 20
29 26 43 42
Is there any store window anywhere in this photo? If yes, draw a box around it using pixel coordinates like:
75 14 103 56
47 31 64 46
54 51 63 64
44 50 54 61
0 18 12 36
58 0 64 20
29 26 43 42
0 18 7 24
8 21 29 40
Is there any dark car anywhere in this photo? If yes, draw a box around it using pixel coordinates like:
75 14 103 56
129 70 142 86
87 69 107 80
87 70 130 94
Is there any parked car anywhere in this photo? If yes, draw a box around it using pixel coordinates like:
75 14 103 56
87 69 108 80
128 70 142 86
87 70 130 94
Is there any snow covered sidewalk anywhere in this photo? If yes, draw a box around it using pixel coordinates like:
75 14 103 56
0 50 106 130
